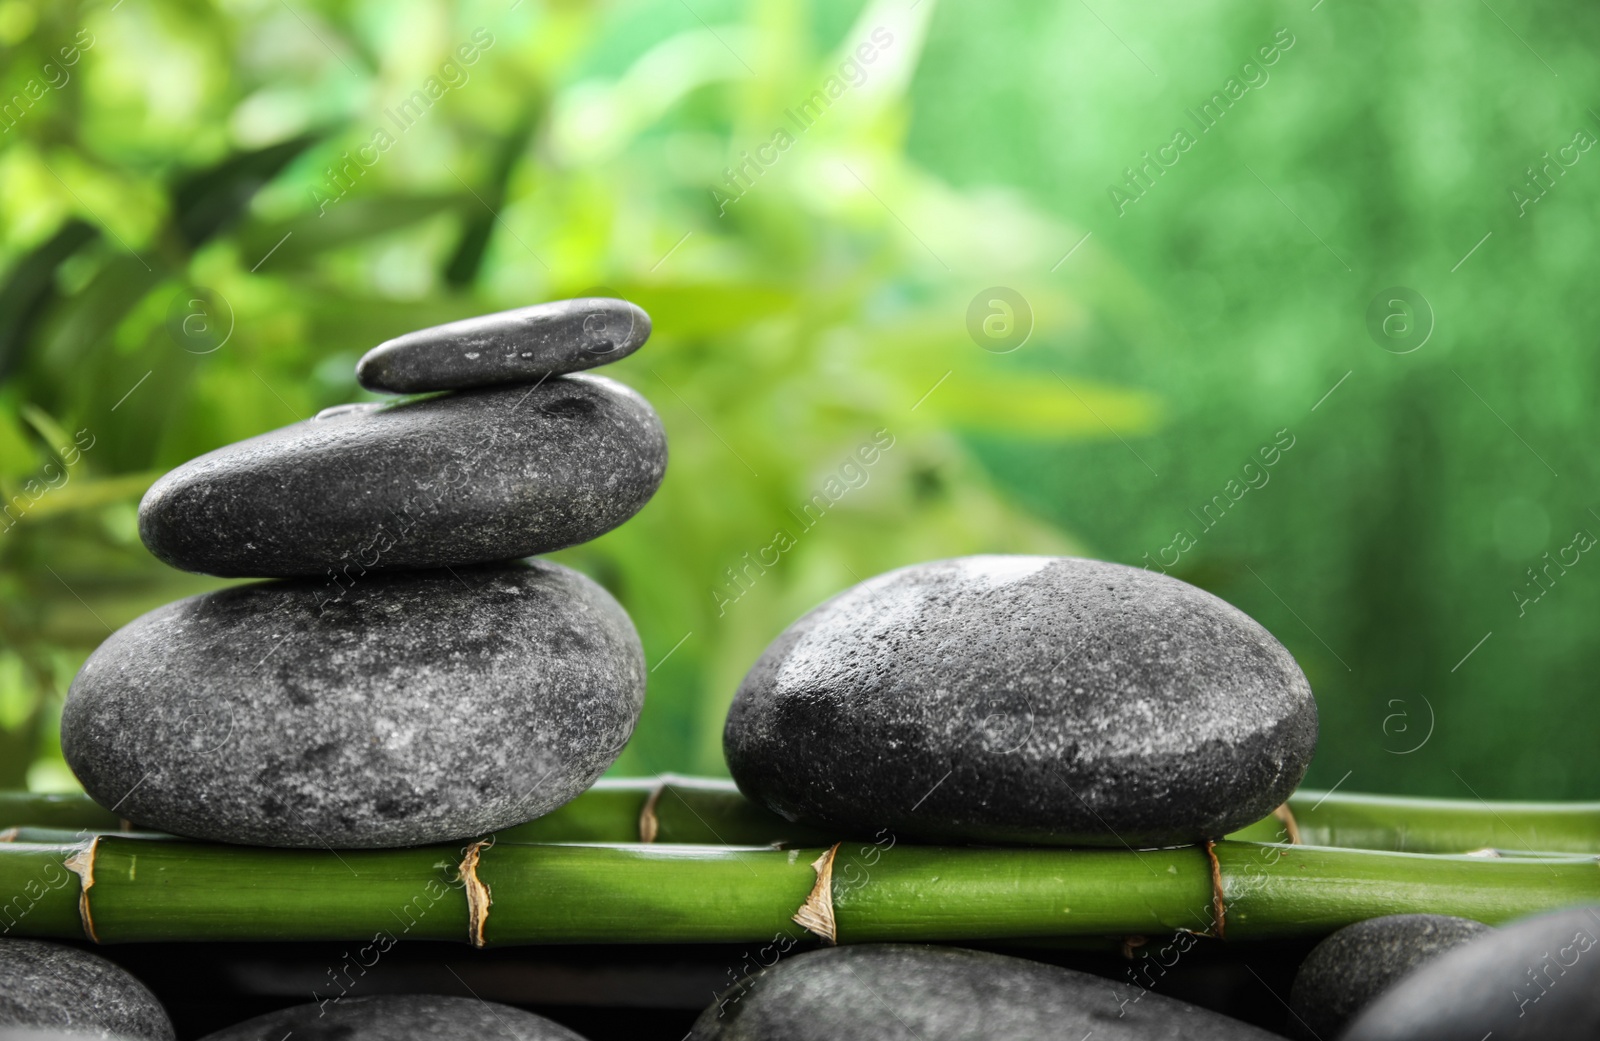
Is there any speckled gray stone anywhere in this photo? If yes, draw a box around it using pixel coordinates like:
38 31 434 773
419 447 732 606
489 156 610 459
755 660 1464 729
356 298 650 394
691 944 1281 1040
61 560 645 848
202 994 587 1040
0 940 173 1040
724 555 1318 847
139 374 667 578
1288 914 1489 1039
1343 904 1600 1041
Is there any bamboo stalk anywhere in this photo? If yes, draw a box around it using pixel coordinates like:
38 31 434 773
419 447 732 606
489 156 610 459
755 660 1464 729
8 779 1600 853
0 792 122 832
0 836 1593 947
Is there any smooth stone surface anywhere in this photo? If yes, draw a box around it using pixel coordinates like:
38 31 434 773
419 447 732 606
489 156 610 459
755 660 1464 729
725 555 1318 847
0 939 174 1040
139 374 667 577
62 560 645 848
690 944 1282 1040
356 298 651 393
203 994 587 1040
1343 904 1600 1040
1288 914 1490 1040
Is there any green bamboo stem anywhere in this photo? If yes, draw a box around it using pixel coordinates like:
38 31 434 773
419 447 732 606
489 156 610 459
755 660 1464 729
1255 790 1600 853
8 778 1600 853
0 792 122 832
0 836 1593 947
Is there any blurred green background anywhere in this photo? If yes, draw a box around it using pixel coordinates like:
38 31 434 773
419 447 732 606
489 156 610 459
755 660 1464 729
1 0 1595 801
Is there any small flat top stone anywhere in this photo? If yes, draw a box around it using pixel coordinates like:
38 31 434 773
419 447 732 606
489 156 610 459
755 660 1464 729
1288 914 1490 1039
138 374 667 577
203 994 586 1040
0 940 174 1040
691 944 1283 1040
62 560 645 848
356 298 651 393
724 555 1318 847
1343 904 1600 1040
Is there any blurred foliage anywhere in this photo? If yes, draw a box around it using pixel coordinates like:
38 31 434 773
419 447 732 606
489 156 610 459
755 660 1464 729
4 0 1594 802
0 0 1154 787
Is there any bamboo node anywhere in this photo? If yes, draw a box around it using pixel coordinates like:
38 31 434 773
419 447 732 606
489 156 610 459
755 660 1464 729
1204 839 1226 941
1272 802 1303 845
639 776 670 843
62 836 100 944
459 839 493 949
791 842 841 944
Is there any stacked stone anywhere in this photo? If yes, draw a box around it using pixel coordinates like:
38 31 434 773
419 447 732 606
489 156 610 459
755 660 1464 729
60 298 665 848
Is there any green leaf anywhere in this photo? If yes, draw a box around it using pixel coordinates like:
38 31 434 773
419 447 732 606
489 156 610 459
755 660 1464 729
0 220 99 383
170 132 325 248
235 194 467 268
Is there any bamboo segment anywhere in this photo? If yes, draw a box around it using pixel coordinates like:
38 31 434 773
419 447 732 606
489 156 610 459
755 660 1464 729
1 837 1594 947
0 792 123 832
6 779 1600 853
1269 790 1600 854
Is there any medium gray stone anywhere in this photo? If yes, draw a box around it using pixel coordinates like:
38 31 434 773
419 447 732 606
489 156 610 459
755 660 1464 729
690 944 1282 1040
724 555 1317 847
356 298 650 393
1288 914 1489 1039
1342 904 1600 1041
202 994 587 1040
139 374 667 578
61 560 645 848
0 939 173 1040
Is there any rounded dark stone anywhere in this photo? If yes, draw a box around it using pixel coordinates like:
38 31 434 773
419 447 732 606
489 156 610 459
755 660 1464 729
0 939 174 1040
61 560 645 848
356 298 650 394
1342 904 1600 1040
1288 914 1490 1039
202 994 586 1040
724 555 1317 847
139 375 667 578
690 944 1282 1040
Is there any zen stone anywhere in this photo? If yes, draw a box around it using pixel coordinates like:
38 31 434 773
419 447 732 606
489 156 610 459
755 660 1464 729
139 374 667 578
356 298 651 393
1343 904 1600 1040
203 994 586 1040
0 939 174 1040
724 555 1317 847
690 944 1282 1040
1288 914 1490 1039
61 560 645 848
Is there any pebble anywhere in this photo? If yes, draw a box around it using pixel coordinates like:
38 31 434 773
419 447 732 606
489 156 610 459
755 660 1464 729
356 298 651 393
202 994 587 1040
724 555 1318 847
1342 904 1600 1040
139 375 667 577
61 560 645 848
689 944 1283 1040
1288 914 1490 1039
0 939 174 1040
